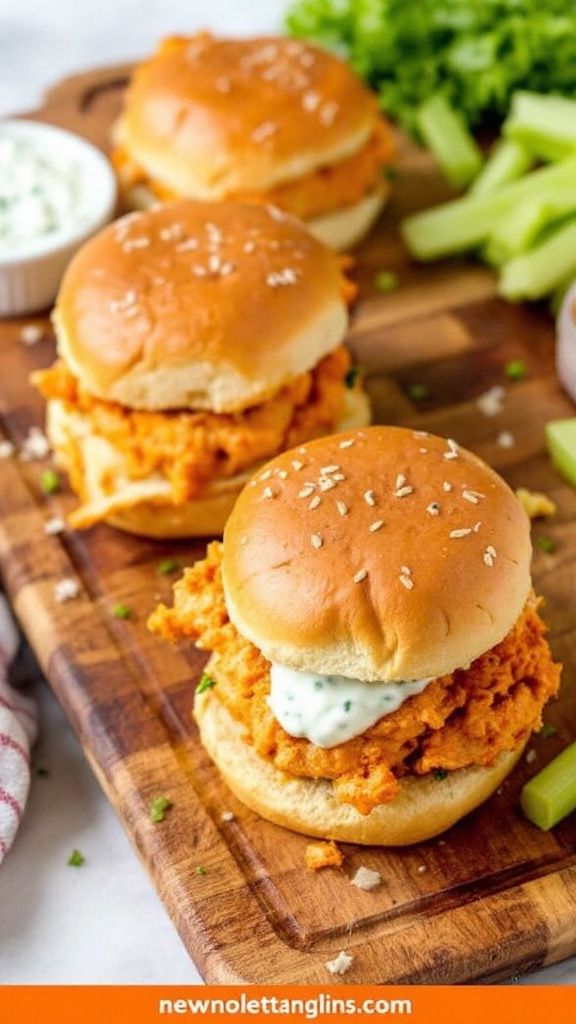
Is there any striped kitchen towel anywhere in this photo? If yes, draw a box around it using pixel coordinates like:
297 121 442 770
0 594 38 866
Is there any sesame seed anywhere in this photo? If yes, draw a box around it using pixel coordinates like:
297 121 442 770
399 574 414 590
302 90 321 112
462 490 484 503
276 469 288 479
339 438 355 449
483 552 494 567
311 533 323 549
443 481 453 492
450 528 473 538
175 238 198 252
369 520 385 532
364 490 376 506
321 464 340 474
319 101 339 126
486 545 497 557
251 121 278 143
262 486 274 499
427 503 440 516
332 473 346 482
309 496 321 510
354 569 367 583
244 241 256 253
443 439 459 460
291 460 304 471
337 501 348 516
395 486 414 498
299 485 315 498
261 469 272 480
319 478 336 491
396 474 406 489
401 565 412 576
44 516 66 535
266 268 299 287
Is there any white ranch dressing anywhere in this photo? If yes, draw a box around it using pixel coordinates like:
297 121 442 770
268 664 432 748
0 132 91 254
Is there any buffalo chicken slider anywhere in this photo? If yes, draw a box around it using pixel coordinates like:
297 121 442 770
112 33 395 252
149 425 561 845
32 199 369 538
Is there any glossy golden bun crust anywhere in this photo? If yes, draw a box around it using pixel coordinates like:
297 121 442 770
53 199 349 413
114 34 382 200
194 689 526 845
222 426 532 682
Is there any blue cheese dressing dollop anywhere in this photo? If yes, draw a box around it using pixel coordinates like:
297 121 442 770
0 131 92 255
268 664 432 748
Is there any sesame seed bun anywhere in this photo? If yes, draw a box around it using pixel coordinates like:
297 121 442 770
112 34 394 250
53 199 350 413
222 426 533 682
194 688 526 845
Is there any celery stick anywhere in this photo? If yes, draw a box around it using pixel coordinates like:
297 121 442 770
401 154 576 261
415 92 483 189
505 90 576 163
521 740 576 830
498 218 576 301
469 138 533 197
484 188 576 265
545 418 576 488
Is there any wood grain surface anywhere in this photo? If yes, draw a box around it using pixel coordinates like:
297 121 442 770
1 66 575 985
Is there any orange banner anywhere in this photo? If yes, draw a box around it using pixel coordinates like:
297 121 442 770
2 984 576 1023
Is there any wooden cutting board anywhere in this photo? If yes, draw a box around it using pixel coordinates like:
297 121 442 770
1 66 575 986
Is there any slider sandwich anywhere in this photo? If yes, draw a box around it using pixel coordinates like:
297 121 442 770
32 199 369 538
112 33 395 252
149 426 561 845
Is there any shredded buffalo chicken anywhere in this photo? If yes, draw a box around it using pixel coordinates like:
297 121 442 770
112 119 395 221
33 346 353 501
149 542 562 816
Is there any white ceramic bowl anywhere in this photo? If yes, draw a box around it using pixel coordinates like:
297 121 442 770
0 119 117 317
556 280 576 406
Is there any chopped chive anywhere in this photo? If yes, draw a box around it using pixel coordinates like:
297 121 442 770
67 849 85 867
196 866 207 875
538 723 558 738
408 382 430 401
40 469 60 494
535 535 555 553
150 795 172 823
157 558 180 575
196 672 216 694
374 270 399 293
112 603 133 619
345 365 361 389
433 769 448 781
504 359 527 381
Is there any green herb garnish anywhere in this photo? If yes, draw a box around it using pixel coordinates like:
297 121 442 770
40 469 60 494
504 359 527 381
433 769 448 782
150 795 172 823
408 383 430 402
157 558 180 575
196 673 217 694
536 535 556 553
67 849 85 867
538 723 558 738
344 364 361 389
196 866 207 875
374 270 399 293
112 603 133 620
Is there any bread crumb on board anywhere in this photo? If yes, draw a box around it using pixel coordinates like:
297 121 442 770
351 865 382 891
325 950 354 976
305 840 344 872
515 487 557 519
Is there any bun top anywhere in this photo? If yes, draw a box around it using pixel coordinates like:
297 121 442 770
53 199 348 412
113 33 382 198
222 426 532 682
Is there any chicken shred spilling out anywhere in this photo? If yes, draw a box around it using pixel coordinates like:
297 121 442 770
148 542 562 816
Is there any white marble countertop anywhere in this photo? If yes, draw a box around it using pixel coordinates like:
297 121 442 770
1 0 575 987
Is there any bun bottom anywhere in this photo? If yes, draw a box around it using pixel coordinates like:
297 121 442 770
120 182 390 253
194 690 526 846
